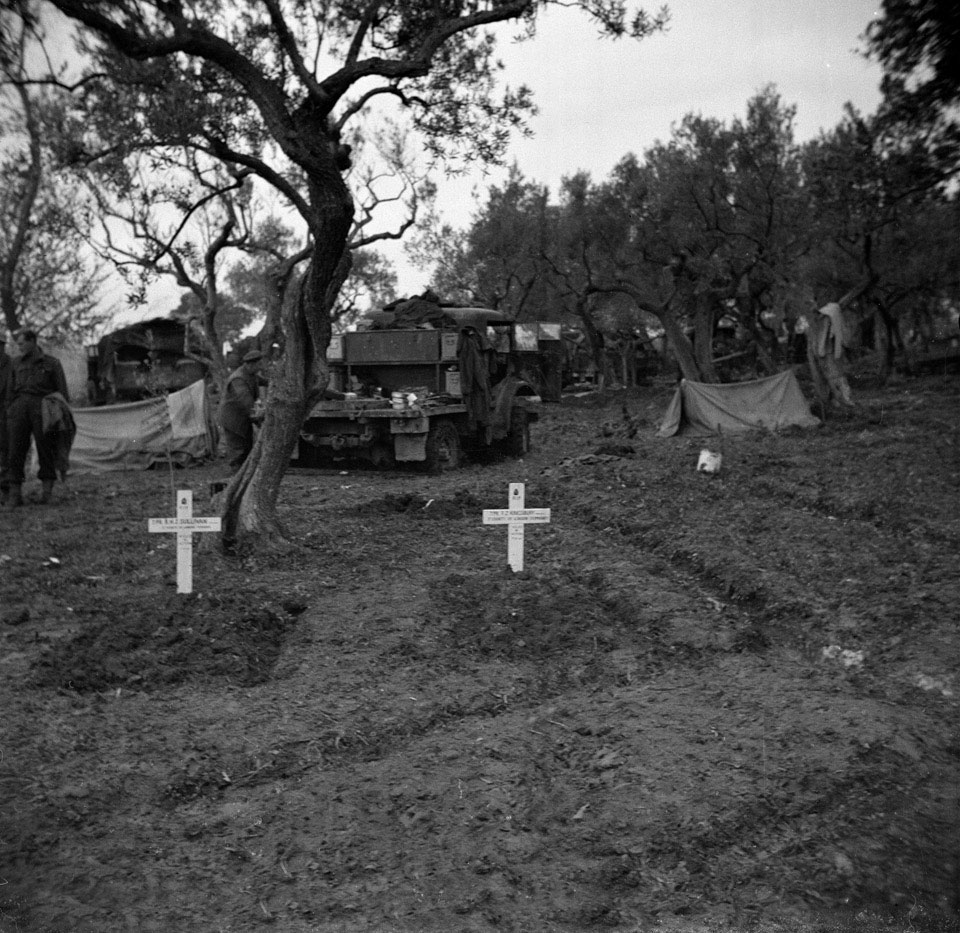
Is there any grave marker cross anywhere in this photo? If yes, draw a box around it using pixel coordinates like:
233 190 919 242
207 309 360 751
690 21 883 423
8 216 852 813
482 482 551 572
148 489 221 593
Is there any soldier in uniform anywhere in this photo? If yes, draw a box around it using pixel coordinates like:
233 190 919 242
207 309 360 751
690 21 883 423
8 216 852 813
218 349 265 470
5 329 69 507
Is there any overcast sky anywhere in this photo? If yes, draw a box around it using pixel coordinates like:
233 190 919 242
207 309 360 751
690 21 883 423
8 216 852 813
498 1 880 187
388 0 884 295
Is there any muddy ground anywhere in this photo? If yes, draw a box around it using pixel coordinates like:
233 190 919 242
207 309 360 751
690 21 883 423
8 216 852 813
1 370 958 933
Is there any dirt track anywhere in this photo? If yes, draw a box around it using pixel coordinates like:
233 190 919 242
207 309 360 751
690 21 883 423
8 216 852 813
1 375 959 932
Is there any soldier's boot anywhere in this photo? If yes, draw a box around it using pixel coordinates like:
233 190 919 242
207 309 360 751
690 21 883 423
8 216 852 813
39 481 54 504
7 484 23 508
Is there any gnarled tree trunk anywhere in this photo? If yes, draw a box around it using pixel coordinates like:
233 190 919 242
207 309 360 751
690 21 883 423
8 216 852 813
221 173 353 551
692 292 719 383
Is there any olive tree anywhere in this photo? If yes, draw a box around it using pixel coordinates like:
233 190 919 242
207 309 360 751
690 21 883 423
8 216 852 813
37 0 666 550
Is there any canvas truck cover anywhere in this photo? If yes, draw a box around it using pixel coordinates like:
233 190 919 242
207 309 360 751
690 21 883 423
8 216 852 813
68 380 212 473
657 370 820 437
360 300 513 332
93 317 208 403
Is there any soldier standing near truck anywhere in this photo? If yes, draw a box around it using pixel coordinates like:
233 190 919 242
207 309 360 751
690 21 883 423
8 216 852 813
218 349 265 470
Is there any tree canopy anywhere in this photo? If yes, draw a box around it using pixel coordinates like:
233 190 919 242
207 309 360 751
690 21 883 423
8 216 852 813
417 83 960 388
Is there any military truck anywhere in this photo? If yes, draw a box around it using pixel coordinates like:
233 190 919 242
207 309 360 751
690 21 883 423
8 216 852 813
86 318 208 405
295 307 542 472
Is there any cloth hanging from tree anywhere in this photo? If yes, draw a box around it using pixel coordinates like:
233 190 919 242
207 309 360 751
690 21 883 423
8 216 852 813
816 302 847 359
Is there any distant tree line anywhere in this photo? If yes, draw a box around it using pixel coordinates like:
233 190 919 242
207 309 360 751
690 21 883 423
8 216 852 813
409 84 960 388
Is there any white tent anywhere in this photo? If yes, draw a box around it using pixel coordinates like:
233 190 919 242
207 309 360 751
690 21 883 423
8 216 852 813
658 370 821 437
68 380 214 474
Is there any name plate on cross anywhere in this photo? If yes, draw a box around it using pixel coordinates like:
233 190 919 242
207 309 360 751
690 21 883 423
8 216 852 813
482 482 550 572
148 489 221 593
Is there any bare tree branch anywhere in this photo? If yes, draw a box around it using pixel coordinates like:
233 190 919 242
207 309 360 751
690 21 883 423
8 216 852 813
260 0 327 101
345 1 382 66
334 84 429 132
319 1 531 105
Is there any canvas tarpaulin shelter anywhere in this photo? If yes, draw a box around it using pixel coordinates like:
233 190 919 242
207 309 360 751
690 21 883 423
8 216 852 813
68 379 213 473
657 370 820 437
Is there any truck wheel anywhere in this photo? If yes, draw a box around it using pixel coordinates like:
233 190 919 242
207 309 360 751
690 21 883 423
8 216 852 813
506 409 530 458
367 442 395 468
424 420 461 473
294 436 321 467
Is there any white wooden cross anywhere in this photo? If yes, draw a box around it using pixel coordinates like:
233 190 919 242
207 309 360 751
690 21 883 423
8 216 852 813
482 482 551 572
148 489 222 593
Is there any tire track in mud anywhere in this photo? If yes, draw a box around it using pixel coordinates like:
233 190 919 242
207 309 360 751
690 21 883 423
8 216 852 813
259 479 960 925
230 558 957 928
252 482 798 787
187 518 733 794
545 455 948 653
221 513 767 795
